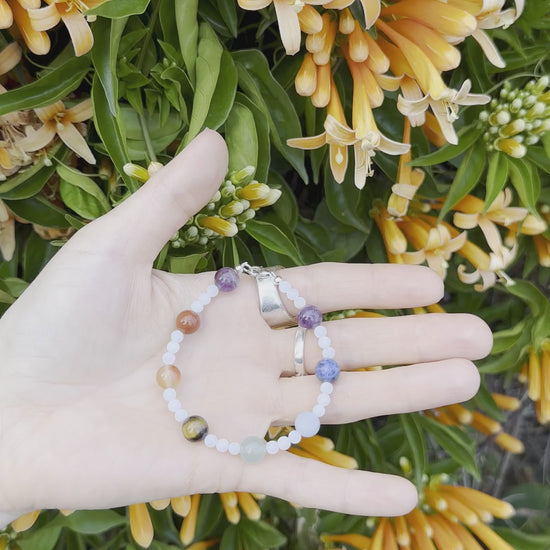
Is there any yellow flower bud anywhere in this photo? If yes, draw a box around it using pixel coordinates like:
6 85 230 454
198 216 238 237
123 163 150 182
249 188 282 209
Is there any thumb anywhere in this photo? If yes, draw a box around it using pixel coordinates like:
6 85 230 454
77 129 228 264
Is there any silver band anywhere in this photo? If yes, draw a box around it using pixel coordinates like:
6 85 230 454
294 326 307 376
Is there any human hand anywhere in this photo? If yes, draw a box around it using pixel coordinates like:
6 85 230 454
0 130 491 523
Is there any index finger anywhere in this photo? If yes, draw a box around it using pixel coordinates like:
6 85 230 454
277 263 444 311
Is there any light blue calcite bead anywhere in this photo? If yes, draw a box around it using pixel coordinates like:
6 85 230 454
295 411 320 438
240 436 266 463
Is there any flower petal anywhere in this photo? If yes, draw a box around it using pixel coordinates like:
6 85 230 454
287 133 327 150
238 0 272 9
9 0 50 55
57 122 96 164
329 144 348 183
27 3 60 31
359 0 381 28
17 123 56 151
60 7 94 56
0 0 14 29
66 98 93 122
273 0 301 55
472 28 505 68
0 42 21 74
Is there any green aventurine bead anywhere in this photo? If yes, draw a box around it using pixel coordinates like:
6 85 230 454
240 436 266 463
182 416 208 441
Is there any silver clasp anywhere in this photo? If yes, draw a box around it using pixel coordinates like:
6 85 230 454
235 262 281 284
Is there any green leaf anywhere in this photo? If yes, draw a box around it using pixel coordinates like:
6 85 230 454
408 125 482 167
245 219 303 266
491 321 527 354
184 23 223 144
0 146 61 199
239 518 287 549
438 145 486 221
91 17 126 116
399 413 426 491
86 0 150 17
5 196 70 228
18 527 61 550
269 170 298 230
526 147 550 174
220 525 243 550
479 329 530 374
169 253 209 274
176 0 199 84
235 93 271 185
416 414 479 478
22 231 58 282
50 510 127 534
225 102 258 174
483 152 508 212
508 157 541 215
323 162 370 233
504 280 548 316
57 163 111 220
494 528 550 550
216 0 238 37
232 50 307 183
91 74 134 190
0 56 90 116
203 50 238 130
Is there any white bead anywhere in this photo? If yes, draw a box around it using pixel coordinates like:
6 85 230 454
163 388 176 401
216 438 229 453
191 301 203 313
314 326 327 338
317 393 331 407
278 436 291 451
279 280 291 293
207 284 219 298
175 409 189 423
167 341 180 354
266 441 279 455
171 330 184 343
162 352 176 365
320 382 333 395
228 442 241 455
317 336 331 349
204 434 217 448
295 411 321 437
199 293 211 305
288 430 302 444
286 289 299 300
294 297 306 309
167 399 181 412
322 347 336 359
313 404 326 417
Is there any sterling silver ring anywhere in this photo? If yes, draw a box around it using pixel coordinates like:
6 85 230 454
294 326 307 376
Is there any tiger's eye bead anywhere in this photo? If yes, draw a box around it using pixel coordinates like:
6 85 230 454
156 365 181 389
176 310 200 334
182 415 208 441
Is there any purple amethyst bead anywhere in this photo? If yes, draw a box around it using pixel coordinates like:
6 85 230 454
315 359 340 382
214 267 239 292
297 305 322 329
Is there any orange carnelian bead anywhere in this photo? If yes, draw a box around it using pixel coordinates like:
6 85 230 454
176 310 200 334
156 365 181 388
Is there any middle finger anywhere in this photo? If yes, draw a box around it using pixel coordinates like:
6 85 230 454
275 313 492 375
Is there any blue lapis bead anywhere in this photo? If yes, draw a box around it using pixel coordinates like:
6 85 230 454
315 359 340 382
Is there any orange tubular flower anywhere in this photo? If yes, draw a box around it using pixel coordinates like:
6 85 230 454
129 504 154 549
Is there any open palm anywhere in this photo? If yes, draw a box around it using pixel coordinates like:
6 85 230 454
0 130 491 523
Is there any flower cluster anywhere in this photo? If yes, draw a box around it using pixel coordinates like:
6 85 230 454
479 76 550 158
0 0 106 57
1 42 95 179
428 395 525 454
374 172 548 291
321 476 516 550
249 0 528 188
124 164 281 248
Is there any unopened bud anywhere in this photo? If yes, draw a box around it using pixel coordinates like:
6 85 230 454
198 216 238 237
220 200 245 217
237 182 271 201
249 188 282 209
237 208 256 223
399 456 412 474
495 138 526 158
148 161 163 175
499 119 525 137
123 163 150 182
230 166 255 184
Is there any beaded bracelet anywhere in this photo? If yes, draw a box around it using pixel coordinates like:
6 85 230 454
156 263 340 463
